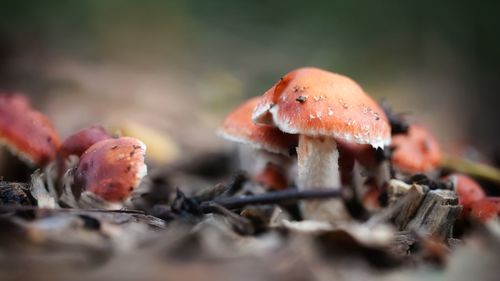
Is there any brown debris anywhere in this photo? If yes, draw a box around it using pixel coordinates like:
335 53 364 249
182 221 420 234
406 190 461 240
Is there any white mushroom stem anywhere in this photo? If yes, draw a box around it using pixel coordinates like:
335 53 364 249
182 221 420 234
297 135 340 189
296 135 350 222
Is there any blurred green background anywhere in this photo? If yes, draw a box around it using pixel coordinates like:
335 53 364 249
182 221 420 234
0 0 499 156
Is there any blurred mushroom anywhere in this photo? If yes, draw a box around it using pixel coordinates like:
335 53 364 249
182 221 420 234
469 197 500 222
252 67 390 222
57 125 112 177
444 173 485 219
218 97 297 190
59 126 112 160
0 94 60 166
73 137 147 206
391 124 442 174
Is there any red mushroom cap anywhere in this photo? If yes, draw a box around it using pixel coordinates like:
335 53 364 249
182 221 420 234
218 97 298 155
252 67 390 149
447 173 485 209
74 137 147 202
0 94 60 166
469 197 500 222
59 126 112 159
57 125 112 177
391 125 442 173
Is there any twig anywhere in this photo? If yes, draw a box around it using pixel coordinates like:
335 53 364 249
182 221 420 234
205 202 255 234
220 172 247 197
441 155 500 184
199 189 344 213
193 172 248 202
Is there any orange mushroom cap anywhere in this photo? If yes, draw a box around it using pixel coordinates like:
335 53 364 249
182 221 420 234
391 125 442 173
59 126 112 160
0 94 60 166
252 67 390 148
74 137 147 202
469 197 500 222
218 97 298 155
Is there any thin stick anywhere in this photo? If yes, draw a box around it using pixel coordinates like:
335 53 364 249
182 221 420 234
199 188 344 213
441 155 500 183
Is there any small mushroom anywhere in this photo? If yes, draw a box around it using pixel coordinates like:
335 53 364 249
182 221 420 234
252 67 390 222
218 97 297 190
57 125 112 176
0 94 60 166
445 173 486 219
59 126 112 160
391 124 442 174
73 137 147 203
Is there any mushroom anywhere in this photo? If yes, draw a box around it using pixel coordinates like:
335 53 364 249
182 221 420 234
445 173 486 219
391 124 442 174
0 94 60 166
469 197 500 222
252 67 390 221
59 126 112 160
73 137 147 204
57 125 112 177
218 97 297 190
